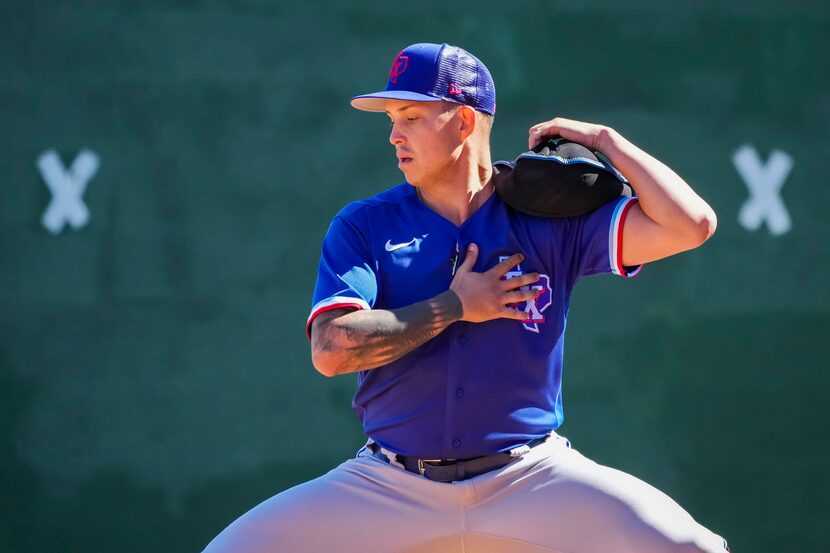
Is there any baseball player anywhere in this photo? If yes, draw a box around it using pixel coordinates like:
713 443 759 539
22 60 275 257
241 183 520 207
203 43 729 553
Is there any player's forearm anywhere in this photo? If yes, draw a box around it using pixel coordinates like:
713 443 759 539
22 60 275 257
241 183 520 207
311 291 462 377
600 128 717 244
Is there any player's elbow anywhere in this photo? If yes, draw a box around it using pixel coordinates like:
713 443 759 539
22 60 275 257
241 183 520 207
661 206 717 259
311 350 339 377
311 331 356 378
692 205 717 246
676 203 717 251
309 311 351 377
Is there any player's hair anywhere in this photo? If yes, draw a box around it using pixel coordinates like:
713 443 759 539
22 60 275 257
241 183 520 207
443 102 494 146
476 111 494 143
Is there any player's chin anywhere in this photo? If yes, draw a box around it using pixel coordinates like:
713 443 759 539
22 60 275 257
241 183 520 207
399 165 420 183
397 158 416 175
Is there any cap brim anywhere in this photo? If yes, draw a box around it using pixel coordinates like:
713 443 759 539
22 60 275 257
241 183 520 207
350 90 442 112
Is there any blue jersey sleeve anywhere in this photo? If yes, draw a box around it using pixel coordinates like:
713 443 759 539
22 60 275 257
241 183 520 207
306 215 378 338
558 196 643 284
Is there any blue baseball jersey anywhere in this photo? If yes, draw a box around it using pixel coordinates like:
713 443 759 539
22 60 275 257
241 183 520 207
307 183 641 460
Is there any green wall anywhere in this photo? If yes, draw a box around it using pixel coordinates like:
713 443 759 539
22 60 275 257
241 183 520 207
2 2 828 551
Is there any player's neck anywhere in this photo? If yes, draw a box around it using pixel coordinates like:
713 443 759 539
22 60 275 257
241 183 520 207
416 150 493 226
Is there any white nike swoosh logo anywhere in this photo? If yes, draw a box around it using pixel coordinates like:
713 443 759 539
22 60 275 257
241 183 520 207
385 238 418 252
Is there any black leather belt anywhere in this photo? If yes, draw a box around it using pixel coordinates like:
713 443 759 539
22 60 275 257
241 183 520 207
368 436 548 483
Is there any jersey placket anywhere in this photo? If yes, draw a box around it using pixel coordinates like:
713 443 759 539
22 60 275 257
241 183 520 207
440 199 501 459
413 189 499 458
443 235 468 459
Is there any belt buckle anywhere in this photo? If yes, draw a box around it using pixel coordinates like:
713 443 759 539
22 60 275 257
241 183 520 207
417 458 443 475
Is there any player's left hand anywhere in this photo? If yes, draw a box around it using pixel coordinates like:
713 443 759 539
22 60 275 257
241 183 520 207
528 117 614 152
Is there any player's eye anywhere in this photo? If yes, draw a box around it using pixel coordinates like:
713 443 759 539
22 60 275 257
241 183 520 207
387 116 417 126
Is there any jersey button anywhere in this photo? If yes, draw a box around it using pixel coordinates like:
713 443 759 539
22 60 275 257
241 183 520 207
458 335 467 344
452 439 461 448
455 388 464 398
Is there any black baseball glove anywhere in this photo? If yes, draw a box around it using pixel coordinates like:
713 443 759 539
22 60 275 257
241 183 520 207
493 137 633 218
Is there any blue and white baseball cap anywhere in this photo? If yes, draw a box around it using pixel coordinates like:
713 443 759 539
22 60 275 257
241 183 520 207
351 43 496 115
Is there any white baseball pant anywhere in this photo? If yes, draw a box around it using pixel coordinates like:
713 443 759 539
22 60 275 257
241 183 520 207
203 432 728 553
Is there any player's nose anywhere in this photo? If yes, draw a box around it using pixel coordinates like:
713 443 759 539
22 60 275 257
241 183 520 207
389 123 405 146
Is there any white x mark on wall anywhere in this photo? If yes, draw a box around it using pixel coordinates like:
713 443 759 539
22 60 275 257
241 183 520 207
37 149 100 235
732 144 793 236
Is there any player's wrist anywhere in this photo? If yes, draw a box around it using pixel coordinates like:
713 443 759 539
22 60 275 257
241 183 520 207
439 289 465 323
596 126 621 155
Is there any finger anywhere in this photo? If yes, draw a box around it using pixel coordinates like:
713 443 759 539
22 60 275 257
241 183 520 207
503 289 540 305
529 120 556 134
456 243 478 273
499 306 532 321
528 119 563 149
489 253 524 277
501 272 540 291
528 123 546 135
528 125 551 149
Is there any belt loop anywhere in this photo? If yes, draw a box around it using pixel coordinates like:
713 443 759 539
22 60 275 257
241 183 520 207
508 432 553 458
508 444 531 458
380 446 406 469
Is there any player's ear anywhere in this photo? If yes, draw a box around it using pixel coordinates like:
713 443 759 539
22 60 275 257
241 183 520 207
457 106 477 142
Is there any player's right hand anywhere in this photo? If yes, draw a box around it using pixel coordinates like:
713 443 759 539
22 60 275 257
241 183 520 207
449 244 540 323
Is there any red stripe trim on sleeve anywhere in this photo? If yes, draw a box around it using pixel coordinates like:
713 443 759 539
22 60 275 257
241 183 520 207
306 302 367 340
615 198 642 278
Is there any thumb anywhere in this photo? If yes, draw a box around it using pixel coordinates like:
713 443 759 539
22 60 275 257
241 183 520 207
457 243 478 273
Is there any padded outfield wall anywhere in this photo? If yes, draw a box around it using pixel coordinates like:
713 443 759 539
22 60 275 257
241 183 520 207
1 1 828 552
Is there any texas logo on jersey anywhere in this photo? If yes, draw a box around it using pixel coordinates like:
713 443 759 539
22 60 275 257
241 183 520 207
499 256 552 333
